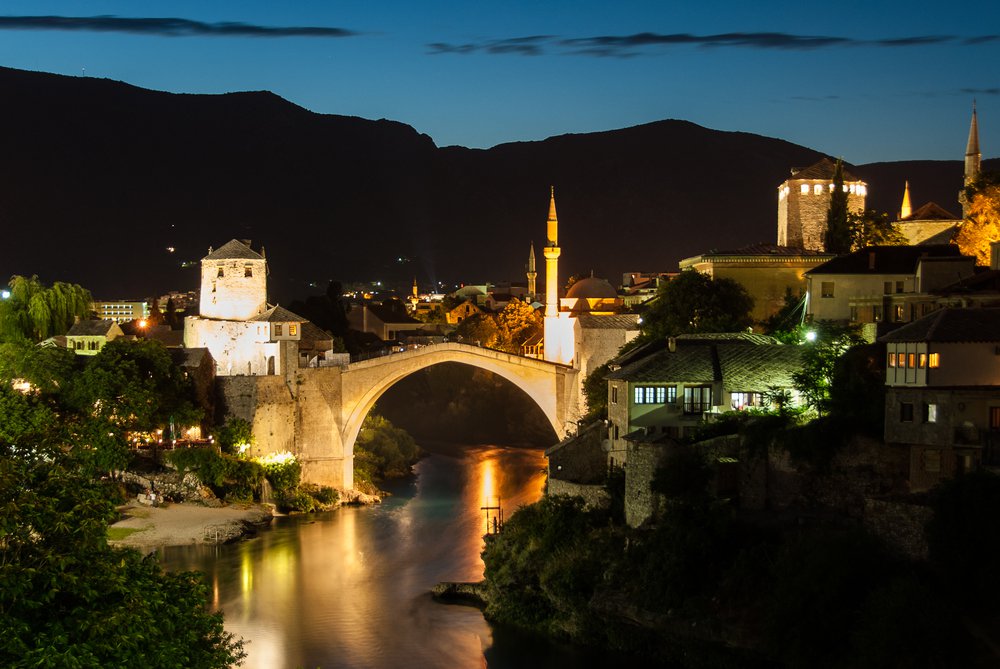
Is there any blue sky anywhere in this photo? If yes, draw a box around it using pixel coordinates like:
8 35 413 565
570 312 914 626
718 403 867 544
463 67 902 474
0 1 997 163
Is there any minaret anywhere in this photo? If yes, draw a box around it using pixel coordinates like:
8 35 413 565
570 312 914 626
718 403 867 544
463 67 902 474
409 277 419 310
543 187 560 319
961 102 982 218
899 181 912 220
526 243 537 300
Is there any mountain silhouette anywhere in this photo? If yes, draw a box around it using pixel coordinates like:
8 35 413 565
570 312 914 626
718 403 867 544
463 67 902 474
0 66 993 303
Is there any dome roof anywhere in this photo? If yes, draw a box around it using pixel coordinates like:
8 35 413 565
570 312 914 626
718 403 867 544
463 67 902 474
566 277 617 300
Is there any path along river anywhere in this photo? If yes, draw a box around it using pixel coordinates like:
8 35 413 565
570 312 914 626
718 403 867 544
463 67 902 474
159 444 623 669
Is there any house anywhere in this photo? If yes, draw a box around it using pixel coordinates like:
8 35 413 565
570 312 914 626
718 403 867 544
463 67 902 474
805 245 975 325
446 299 485 325
65 319 124 355
880 308 1000 492
680 244 834 323
346 301 425 340
605 333 805 466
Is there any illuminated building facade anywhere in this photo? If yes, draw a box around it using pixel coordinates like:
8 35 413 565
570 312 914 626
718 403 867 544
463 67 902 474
777 158 867 251
92 300 150 324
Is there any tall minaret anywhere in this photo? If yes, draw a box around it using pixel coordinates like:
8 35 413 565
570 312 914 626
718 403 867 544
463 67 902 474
961 102 982 218
543 187 560 319
526 243 537 300
899 181 912 220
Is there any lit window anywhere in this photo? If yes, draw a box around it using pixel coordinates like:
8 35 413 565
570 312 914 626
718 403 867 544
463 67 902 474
667 386 677 403
289 324 297 336
800 184 809 194
634 386 667 405
828 183 835 192
895 305 905 322
821 282 834 298
919 353 926 368
849 184 856 194
897 353 906 367
888 353 896 368
908 353 916 368
814 184 823 195
928 353 940 368
900 403 914 422
655 387 666 403
731 392 762 410
683 386 712 414
924 403 938 423
858 185 867 196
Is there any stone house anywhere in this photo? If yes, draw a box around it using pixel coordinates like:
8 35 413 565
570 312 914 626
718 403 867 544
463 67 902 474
604 333 805 466
65 319 124 355
880 307 1000 492
446 299 485 325
805 244 974 324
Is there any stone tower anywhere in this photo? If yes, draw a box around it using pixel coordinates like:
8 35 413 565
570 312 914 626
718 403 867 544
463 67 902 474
777 158 867 251
198 239 268 321
542 187 574 365
960 102 981 218
526 243 537 300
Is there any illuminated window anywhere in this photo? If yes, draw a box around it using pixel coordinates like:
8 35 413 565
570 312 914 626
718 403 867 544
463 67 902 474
888 353 896 368
923 403 937 423
821 282 834 298
731 392 762 410
897 352 906 367
800 184 809 194
895 305 905 322
828 183 835 192
667 386 677 403
858 185 867 196
273 324 283 336
683 386 712 414
908 353 916 368
633 386 666 404
849 184 856 194
873 305 883 322
919 353 926 368
814 184 823 195
900 403 914 422
928 353 940 368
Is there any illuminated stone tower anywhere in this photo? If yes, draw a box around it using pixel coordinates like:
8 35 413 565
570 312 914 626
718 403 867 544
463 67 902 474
526 243 537 301
409 277 419 310
960 102 981 218
198 239 268 320
776 158 866 251
899 181 912 220
542 187 574 364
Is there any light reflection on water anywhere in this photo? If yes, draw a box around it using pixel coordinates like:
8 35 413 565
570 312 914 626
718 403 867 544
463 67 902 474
159 445 559 669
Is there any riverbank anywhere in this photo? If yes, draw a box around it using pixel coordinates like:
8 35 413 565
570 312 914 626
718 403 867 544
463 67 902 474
108 501 274 553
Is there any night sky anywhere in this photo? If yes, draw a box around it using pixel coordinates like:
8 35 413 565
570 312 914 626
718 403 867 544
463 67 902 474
0 2 996 164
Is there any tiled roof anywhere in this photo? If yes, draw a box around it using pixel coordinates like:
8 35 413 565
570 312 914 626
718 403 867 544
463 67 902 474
204 239 264 261
67 319 117 336
693 243 834 258
786 157 862 182
901 201 959 221
879 308 1000 343
251 305 307 323
170 347 212 368
676 332 782 345
932 269 1000 295
576 313 640 330
805 245 965 276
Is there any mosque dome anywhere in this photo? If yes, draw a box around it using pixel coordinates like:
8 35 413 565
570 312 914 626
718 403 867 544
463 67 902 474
566 277 617 300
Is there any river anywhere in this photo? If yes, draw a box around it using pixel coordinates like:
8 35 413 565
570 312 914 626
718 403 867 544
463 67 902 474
159 444 621 669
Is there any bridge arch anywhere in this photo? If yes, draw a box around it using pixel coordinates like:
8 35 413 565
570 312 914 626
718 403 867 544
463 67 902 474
338 343 572 488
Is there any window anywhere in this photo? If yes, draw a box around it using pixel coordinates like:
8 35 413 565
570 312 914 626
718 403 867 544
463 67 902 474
873 305 883 322
683 386 712 414
821 282 835 298
613 424 619 440
273 324 283 336
611 386 618 404
900 403 914 422
919 353 926 368
814 184 823 195
990 407 1000 430
895 281 904 294
800 184 809 194
928 353 940 368
245 266 253 277
908 353 916 368
667 386 677 403
850 306 858 322
731 392 762 410
923 403 938 423
888 352 896 368
217 267 224 278
289 324 297 336
897 352 906 367
894 305 905 322
633 386 667 405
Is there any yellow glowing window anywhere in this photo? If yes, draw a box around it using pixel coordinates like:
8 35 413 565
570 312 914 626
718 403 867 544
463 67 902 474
888 353 896 368
928 353 940 368
919 353 926 368
908 353 916 368
289 324 297 336
814 184 823 195
800 184 809 194
897 352 906 367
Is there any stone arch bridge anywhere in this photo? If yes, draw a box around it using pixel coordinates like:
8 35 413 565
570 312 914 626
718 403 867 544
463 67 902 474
217 343 579 489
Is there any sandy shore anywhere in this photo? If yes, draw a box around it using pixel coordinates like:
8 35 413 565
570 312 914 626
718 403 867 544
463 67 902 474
109 501 274 552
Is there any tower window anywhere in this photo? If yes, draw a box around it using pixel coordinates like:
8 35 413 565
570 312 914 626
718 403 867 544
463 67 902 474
273 324 283 336
800 184 809 194
245 266 253 277
814 184 823 195
217 267 224 278
289 324 297 336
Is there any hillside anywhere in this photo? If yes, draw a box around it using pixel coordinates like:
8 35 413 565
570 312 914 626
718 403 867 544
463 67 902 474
0 66 991 302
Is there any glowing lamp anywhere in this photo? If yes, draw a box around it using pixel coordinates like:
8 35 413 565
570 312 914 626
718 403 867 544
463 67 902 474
804 330 817 343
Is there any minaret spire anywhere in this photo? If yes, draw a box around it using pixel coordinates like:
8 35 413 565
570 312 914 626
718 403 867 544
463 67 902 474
526 242 537 300
546 185 558 247
543 186 561 319
899 181 912 220
961 101 982 218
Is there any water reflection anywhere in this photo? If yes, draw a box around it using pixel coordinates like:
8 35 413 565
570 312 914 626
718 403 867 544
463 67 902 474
160 445 550 669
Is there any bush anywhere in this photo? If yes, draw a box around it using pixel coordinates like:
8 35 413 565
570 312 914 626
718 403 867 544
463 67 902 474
167 447 227 488
276 488 316 513
223 458 264 502
215 417 254 456
257 452 301 492
355 414 420 479
302 483 338 505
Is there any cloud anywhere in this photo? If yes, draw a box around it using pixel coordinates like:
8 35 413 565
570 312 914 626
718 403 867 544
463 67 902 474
0 15 357 38
960 87 1000 96
790 95 841 102
430 31 989 57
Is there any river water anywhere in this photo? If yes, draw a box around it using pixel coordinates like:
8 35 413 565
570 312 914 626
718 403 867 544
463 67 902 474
159 445 619 669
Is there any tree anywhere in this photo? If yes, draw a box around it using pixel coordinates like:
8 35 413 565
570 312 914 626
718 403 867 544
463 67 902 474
454 312 500 348
0 398 245 667
582 362 611 421
848 209 906 250
494 300 542 354
0 275 92 342
639 270 753 340
955 182 1000 266
824 159 852 254
792 323 864 415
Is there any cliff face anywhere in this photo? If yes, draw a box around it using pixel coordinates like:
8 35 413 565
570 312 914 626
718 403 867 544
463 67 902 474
0 66 990 301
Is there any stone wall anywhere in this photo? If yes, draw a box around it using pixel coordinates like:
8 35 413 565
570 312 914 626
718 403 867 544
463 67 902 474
863 497 932 560
624 440 681 528
199 256 267 320
547 479 610 509
547 422 607 484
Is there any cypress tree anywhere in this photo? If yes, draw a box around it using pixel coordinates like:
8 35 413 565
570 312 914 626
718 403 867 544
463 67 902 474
825 159 852 254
